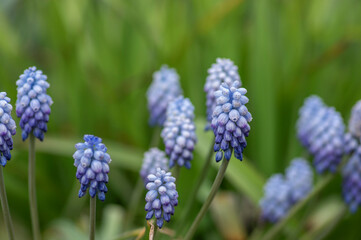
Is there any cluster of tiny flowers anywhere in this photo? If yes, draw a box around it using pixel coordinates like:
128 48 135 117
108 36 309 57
348 100 361 138
342 146 361 213
344 133 358 155
147 65 182 126
286 158 313 203
73 135 111 201
145 168 178 228
211 81 252 162
16 66 53 141
204 58 241 129
260 174 292 223
0 93 16 167
297 95 345 173
260 159 313 222
140 148 169 184
161 96 197 169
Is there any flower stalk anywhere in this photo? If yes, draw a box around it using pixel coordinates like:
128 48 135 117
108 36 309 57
29 134 41 240
184 157 229 240
0 167 15 240
89 197 96 240
177 141 214 235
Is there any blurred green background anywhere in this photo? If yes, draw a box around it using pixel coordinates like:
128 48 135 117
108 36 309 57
0 0 361 239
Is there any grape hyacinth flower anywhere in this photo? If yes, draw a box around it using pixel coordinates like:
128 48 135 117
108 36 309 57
260 174 292 223
297 96 345 173
73 135 111 201
286 158 313 203
140 148 169 184
0 93 16 167
344 133 358 155
342 146 361 213
161 96 197 169
16 66 53 141
145 168 178 228
348 100 361 138
204 58 241 129
211 81 252 162
147 65 182 126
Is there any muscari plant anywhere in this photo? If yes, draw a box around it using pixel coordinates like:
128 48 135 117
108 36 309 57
0 92 16 240
16 66 53 240
73 134 111 240
4 61 361 240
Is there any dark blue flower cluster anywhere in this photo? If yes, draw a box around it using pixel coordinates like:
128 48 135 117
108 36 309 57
73 135 111 201
0 92 16 167
297 95 345 173
204 58 241 129
147 65 182 126
211 81 252 162
140 148 169 185
16 66 53 141
145 168 178 228
260 158 313 222
161 96 197 169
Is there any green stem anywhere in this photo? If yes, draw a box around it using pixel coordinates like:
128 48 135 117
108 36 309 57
123 178 144 230
90 197 96 240
260 174 334 240
177 141 214 235
173 165 180 181
150 126 161 148
184 157 229 240
0 167 15 240
29 134 41 240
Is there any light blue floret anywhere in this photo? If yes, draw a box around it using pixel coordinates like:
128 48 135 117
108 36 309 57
140 148 169 185
210 81 252 162
145 168 178 228
286 158 313 203
161 96 197 169
147 65 182 126
0 92 16 167
16 66 53 141
297 95 345 173
73 135 111 201
204 58 241 130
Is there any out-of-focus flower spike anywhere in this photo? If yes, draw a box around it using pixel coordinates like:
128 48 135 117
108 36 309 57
147 65 182 127
140 148 169 185
204 58 241 130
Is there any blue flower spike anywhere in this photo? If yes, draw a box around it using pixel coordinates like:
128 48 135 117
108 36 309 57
260 174 291 223
204 58 241 130
286 158 313 203
73 135 111 201
0 92 16 167
147 65 183 126
210 81 252 162
161 96 197 169
297 95 345 173
16 66 53 141
140 148 169 185
342 146 361 213
145 168 178 229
